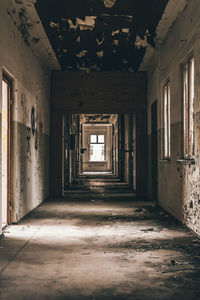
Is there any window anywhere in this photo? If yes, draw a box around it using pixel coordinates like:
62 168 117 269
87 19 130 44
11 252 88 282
183 57 194 157
89 134 105 161
163 80 170 159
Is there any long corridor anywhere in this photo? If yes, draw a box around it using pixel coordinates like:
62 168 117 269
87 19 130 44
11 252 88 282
0 196 200 300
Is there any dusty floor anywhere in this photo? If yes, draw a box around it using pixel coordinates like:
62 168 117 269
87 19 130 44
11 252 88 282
0 197 200 300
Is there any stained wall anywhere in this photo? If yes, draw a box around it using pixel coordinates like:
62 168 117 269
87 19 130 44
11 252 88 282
143 0 200 234
0 0 57 233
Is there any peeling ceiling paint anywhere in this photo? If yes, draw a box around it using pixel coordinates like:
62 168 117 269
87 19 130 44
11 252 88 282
80 114 112 123
35 0 169 72
104 0 116 9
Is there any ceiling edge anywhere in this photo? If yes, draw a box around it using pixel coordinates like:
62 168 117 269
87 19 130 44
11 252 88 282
11 0 61 71
139 0 187 71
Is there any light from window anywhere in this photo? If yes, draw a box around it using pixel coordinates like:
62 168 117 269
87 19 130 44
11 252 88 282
163 81 170 158
89 134 105 161
98 135 104 143
90 135 97 143
183 57 194 157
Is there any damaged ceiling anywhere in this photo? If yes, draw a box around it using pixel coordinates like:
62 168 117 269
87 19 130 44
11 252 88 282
34 0 169 72
80 114 112 123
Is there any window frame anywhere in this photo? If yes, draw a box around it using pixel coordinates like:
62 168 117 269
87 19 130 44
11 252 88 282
89 134 106 162
162 79 171 160
182 56 194 158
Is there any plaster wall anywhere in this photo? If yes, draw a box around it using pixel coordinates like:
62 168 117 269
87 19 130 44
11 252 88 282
146 0 200 234
0 0 51 230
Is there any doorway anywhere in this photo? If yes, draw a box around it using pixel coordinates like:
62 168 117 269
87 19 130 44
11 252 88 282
81 123 113 174
1 74 11 227
151 101 158 203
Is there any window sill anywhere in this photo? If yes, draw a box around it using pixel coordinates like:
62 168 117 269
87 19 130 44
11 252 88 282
176 159 195 165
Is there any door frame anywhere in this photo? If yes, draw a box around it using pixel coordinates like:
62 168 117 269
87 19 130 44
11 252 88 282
151 100 158 203
2 72 12 225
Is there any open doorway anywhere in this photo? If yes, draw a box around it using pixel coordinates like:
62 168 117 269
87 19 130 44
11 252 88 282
81 123 113 174
1 74 11 228
63 114 118 183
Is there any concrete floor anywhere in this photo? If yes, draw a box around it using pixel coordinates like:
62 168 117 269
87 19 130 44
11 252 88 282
0 197 200 300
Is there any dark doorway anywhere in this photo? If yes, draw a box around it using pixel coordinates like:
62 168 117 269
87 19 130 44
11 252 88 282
151 101 158 203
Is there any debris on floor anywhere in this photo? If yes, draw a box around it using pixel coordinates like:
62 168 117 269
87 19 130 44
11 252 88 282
0 198 200 300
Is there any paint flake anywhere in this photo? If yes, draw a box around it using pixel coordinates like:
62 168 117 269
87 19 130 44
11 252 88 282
104 0 116 8
76 50 88 58
96 51 104 58
50 21 59 28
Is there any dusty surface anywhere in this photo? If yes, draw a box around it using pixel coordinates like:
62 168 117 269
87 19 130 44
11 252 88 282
0 197 200 300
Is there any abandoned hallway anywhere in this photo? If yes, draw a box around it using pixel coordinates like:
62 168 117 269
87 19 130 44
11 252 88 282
1 194 200 300
1 0 200 299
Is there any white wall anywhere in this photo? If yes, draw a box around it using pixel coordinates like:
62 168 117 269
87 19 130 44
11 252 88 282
0 0 59 233
143 0 200 235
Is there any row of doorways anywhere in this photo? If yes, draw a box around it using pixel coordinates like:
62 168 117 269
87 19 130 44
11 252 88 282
63 108 158 201
63 114 136 189
62 110 158 198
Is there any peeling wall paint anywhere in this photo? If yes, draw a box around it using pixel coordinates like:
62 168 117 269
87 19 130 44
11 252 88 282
144 0 200 235
0 0 51 228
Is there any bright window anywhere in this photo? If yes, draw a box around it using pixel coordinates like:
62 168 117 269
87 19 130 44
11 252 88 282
163 80 170 158
89 134 105 161
183 57 194 157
